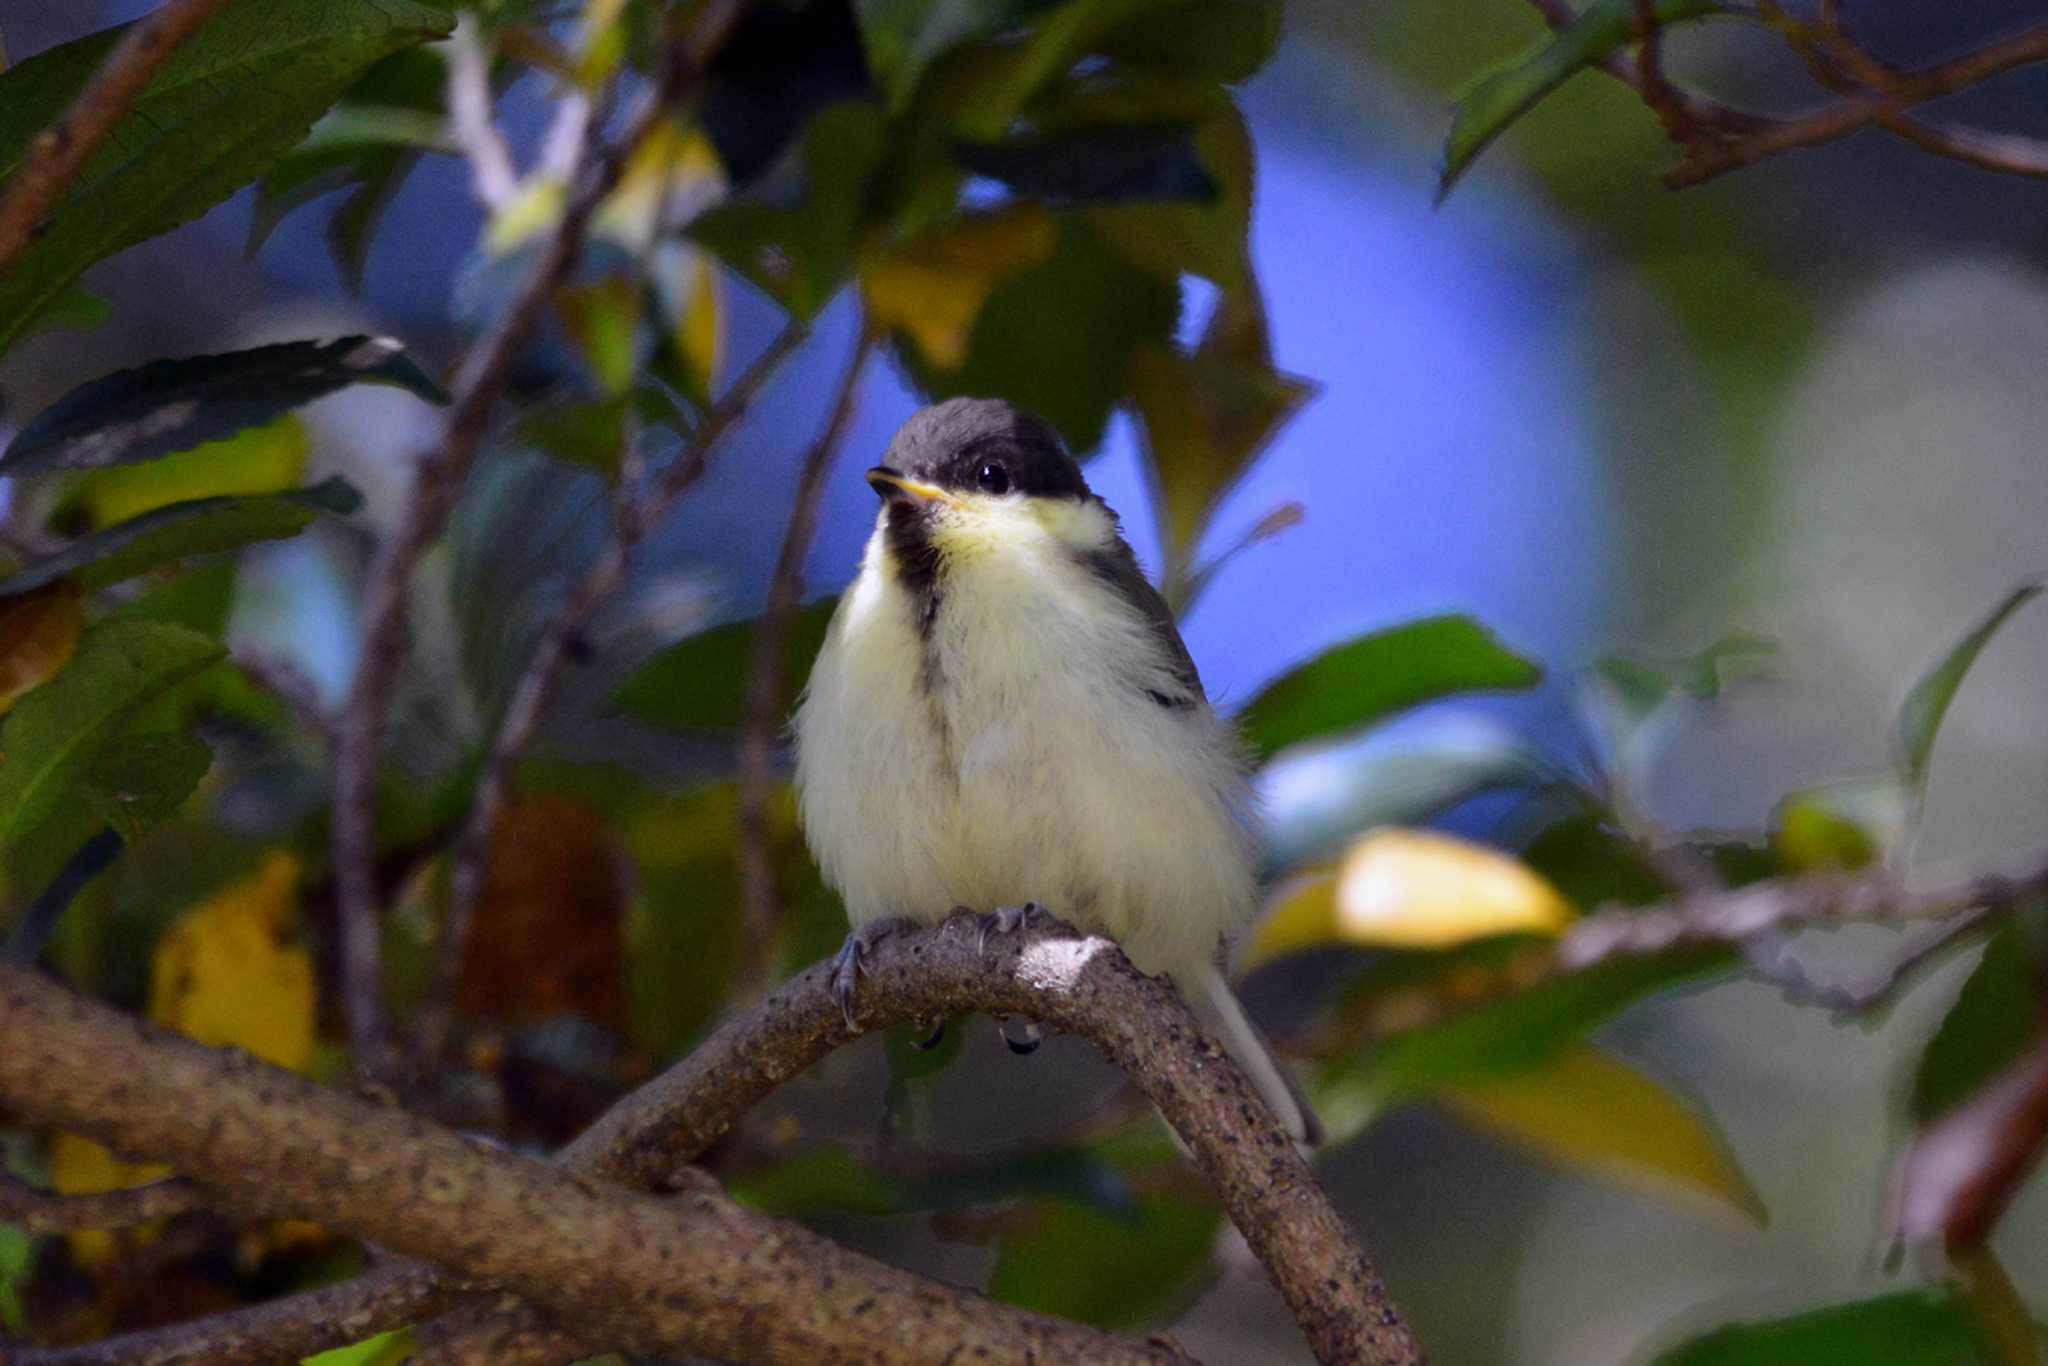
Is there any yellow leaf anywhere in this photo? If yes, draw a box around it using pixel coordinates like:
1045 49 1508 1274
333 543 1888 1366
77 414 308 526
1244 828 1573 964
48 1131 172 1265
861 207 1057 371
599 119 726 251
1441 1042 1767 1223
679 249 724 397
555 274 642 398
0 581 82 715
149 850 315 1071
1240 867 1340 968
51 854 314 1265
573 0 631 86
487 178 567 256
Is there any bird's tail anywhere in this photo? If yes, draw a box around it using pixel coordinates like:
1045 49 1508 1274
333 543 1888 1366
1190 965 1324 1146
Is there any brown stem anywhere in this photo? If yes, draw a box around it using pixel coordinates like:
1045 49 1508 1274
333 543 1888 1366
0 958 1194 1366
413 316 808 1066
0 0 236 274
1666 20 2048 186
0 1170 204 1234
734 325 875 982
329 0 751 1084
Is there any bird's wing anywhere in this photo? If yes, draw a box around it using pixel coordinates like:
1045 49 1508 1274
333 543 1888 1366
1081 538 1204 708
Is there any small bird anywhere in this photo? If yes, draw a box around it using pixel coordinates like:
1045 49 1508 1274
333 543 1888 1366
793 397 1319 1144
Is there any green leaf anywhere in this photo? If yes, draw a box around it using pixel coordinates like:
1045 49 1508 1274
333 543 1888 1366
1236 615 1542 764
1092 0 1282 82
733 1145 1138 1220
302 1327 417 1366
690 101 888 321
0 479 361 598
0 1219 30 1332
1651 1288 1994 1366
4 338 447 475
1897 579 2045 794
988 1197 1218 1327
250 47 449 290
1770 779 1907 873
610 599 840 733
1261 715 1550 872
0 619 223 841
0 0 454 352
953 123 1218 204
896 216 1178 453
1913 924 2040 1124
854 0 1061 109
1518 807 1672 909
79 732 213 842
20 284 111 340
1442 1041 1765 1222
1439 0 1724 201
1319 943 1737 1137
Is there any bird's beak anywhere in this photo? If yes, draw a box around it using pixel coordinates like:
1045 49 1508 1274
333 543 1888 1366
866 466 958 507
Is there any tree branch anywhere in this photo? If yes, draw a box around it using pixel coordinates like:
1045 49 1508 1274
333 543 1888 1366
14 915 1425 1366
1309 848 2048 1054
0 956 1197 1366
734 323 874 981
0 1171 204 1234
0 0 236 274
330 0 751 1083
413 315 809 1065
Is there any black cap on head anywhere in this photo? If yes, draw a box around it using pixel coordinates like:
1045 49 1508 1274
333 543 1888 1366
878 397 1091 500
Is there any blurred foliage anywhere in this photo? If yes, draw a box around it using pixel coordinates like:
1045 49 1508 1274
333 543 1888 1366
0 0 2045 1361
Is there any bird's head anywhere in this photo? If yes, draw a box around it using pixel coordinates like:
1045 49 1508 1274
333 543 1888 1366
865 398 1107 564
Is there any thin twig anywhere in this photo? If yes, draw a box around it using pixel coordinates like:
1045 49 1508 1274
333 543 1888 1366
0 1170 205 1234
0 0 236 274
1304 848 2048 1055
1749 904 2000 1014
330 0 751 1085
734 325 874 983
446 16 519 211
231 650 334 748
1664 20 2048 186
1631 0 1697 143
412 317 808 1066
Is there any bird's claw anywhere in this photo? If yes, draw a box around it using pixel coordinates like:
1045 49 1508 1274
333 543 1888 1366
977 900 1049 954
831 917 912 1029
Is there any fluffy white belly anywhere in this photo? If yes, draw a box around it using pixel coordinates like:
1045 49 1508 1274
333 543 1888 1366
793 528 1256 978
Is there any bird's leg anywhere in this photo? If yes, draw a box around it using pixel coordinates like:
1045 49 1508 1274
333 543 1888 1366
831 915 915 1029
976 899 1051 954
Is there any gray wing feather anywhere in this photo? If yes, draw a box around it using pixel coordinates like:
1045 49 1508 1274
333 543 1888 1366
1081 537 1204 708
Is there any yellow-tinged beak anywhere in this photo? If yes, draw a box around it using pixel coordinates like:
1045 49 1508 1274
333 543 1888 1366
866 466 959 507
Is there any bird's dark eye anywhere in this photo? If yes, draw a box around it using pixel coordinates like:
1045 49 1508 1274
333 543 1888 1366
975 460 1011 495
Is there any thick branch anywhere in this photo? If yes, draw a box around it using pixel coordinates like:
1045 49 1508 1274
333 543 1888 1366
0 960 1190 1366
21 918 1424 1366
330 0 750 1081
735 326 874 978
0 0 235 273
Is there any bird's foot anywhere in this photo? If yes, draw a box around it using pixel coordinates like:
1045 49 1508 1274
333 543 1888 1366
831 916 915 1029
977 900 1052 954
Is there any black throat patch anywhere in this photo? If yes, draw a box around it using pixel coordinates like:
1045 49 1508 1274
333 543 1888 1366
884 502 942 639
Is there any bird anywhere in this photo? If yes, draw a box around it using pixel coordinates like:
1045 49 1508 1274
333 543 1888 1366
791 396 1320 1144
